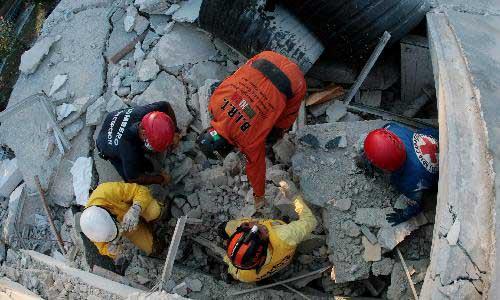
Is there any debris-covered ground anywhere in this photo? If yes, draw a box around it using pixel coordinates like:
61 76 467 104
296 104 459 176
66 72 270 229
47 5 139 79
0 0 442 299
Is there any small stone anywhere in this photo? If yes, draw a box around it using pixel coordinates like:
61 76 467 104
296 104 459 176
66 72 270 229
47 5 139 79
142 30 160 50
326 101 347 122
223 152 241 176
172 282 188 296
52 89 70 103
172 0 203 23
338 135 347 148
136 275 151 285
134 42 145 62
185 278 203 292
85 96 106 126
331 197 351 211
394 194 413 209
56 103 77 121
299 134 320 149
117 87 131 97
171 157 194 184
0 159 23 198
138 58 160 81
124 6 138 32
130 81 149 96
341 220 361 237
171 206 184 218
362 237 381 262
267 168 289 186
199 166 228 186
181 203 192 215
138 0 171 14
49 74 68 96
355 208 392 228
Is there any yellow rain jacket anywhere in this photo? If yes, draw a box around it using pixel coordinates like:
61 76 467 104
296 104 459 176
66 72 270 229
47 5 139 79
85 182 162 258
223 196 317 282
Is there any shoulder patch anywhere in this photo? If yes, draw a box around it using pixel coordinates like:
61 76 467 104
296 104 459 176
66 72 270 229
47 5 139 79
412 133 439 173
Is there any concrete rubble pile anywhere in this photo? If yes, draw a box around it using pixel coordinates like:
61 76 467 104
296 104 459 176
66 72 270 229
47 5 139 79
0 0 442 299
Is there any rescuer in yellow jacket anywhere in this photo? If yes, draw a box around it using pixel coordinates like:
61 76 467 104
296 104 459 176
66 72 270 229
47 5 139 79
221 180 317 282
79 182 163 260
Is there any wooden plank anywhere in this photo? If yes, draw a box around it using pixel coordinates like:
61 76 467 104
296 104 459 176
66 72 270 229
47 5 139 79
155 216 187 291
305 85 345 107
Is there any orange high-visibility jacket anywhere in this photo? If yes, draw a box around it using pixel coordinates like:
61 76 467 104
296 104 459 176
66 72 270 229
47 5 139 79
209 51 306 197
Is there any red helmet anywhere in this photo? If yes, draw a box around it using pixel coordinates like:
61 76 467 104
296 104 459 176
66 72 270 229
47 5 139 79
364 128 406 172
227 224 268 270
140 111 175 152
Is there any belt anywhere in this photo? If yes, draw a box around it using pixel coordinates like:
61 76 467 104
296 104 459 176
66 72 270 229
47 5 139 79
251 59 293 100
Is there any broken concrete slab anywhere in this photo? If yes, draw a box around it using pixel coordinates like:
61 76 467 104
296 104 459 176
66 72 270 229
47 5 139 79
124 6 138 33
387 259 429 300
133 72 192 134
63 119 84 140
184 61 229 89
0 159 23 198
138 58 160 82
354 208 392 228
56 103 77 121
371 257 394 276
142 30 160 50
152 23 217 73
134 15 150 35
19 35 61 75
10 7 109 107
326 101 347 123
172 0 203 23
377 214 428 250
106 8 138 61
171 157 194 184
198 167 227 187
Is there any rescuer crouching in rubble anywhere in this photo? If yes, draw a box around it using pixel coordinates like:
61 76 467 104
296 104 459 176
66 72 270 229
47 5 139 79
79 182 165 265
196 51 307 211
96 101 180 186
218 180 317 283
358 122 439 226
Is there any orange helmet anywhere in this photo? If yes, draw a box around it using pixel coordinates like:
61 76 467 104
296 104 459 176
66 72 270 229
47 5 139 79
364 128 406 172
140 111 175 152
227 224 268 270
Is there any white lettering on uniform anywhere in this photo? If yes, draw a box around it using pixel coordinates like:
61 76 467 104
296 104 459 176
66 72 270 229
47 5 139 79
112 108 134 146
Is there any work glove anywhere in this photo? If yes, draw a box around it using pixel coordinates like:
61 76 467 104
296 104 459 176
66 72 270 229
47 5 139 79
278 179 300 203
386 204 422 226
122 204 142 232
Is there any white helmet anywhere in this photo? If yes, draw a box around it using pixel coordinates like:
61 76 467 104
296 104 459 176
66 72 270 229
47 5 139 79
80 206 118 242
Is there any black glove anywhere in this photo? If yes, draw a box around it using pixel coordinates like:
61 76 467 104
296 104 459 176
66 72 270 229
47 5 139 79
217 222 229 240
386 205 422 226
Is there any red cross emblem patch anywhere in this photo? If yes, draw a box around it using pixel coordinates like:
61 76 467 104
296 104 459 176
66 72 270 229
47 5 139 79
413 133 439 173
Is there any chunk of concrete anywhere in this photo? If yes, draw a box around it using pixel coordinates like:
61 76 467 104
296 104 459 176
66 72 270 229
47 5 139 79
377 215 427 250
341 220 361 237
48 74 68 96
0 159 23 198
199 167 227 186
331 197 351 211
152 23 217 73
171 157 193 184
172 0 203 23
133 42 146 62
85 96 106 126
149 15 170 35
3 184 25 244
124 6 138 33
130 81 149 96
134 15 150 35
19 35 61 74
133 72 192 134
360 225 378 245
223 152 241 176
137 0 171 14
56 103 78 121
70 157 93 206
326 101 347 122
142 30 160 50
197 79 219 130
63 119 84 140
362 237 381 262
358 90 382 107
106 94 127 113
272 135 295 165
137 58 160 82
164 4 180 16
172 282 188 296
185 278 203 292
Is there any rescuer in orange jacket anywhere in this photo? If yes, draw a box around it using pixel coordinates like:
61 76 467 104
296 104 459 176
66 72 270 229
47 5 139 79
196 51 307 209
